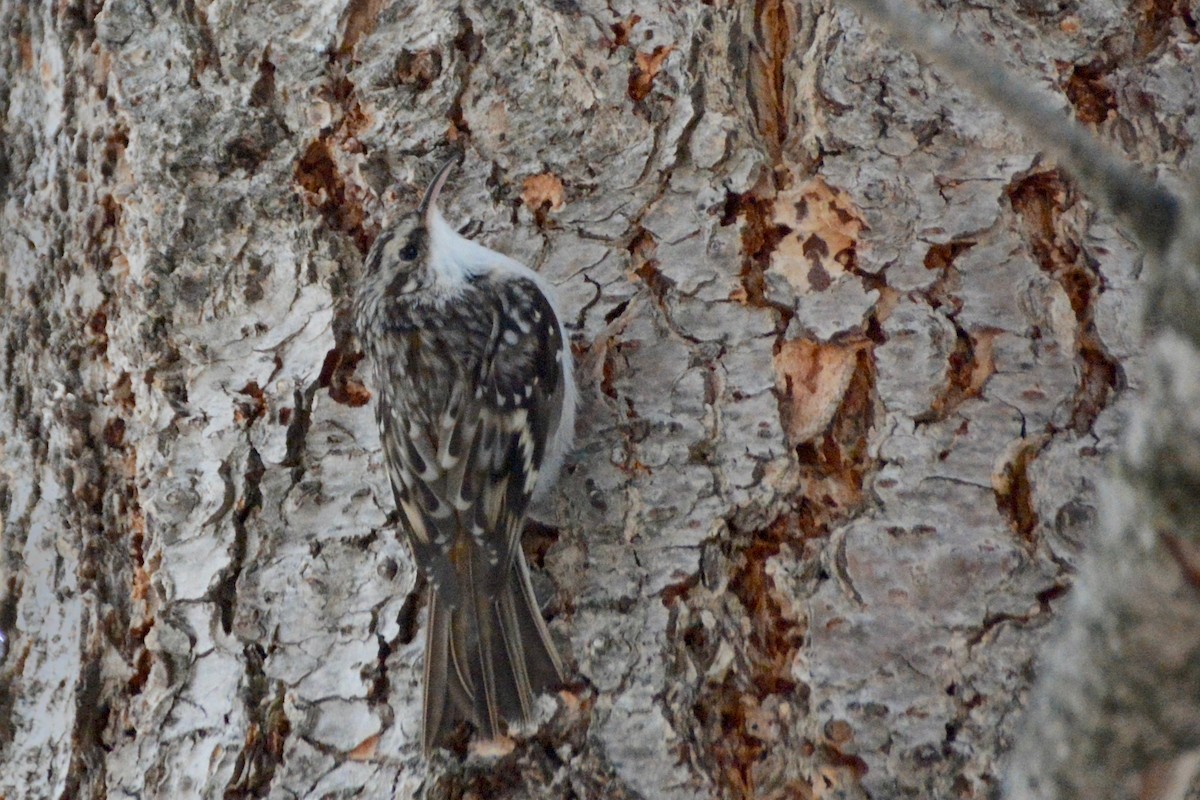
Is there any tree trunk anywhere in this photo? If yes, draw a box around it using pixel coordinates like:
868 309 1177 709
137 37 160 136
0 1 1195 798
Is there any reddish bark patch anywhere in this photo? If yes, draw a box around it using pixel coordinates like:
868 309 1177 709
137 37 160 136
249 54 276 108
993 438 1046 546
1061 59 1117 126
17 31 33 71
684 513 812 799
1007 169 1124 435
127 647 152 695
102 128 128 179
112 372 135 411
768 178 867 294
599 340 621 400
521 519 562 570
915 327 999 424
347 733 380 761
627 228 675 300
683 522 872 796
1134 0 1198 55
728 520 805 697
747 0 794 156
103 417 126 448
295 139 369 253
235 381 267 427
1007 171 1074 266
1073 341 1122 433
337 0 387 57
318 347 371 407
521 172 566 226
920 240 971 318
923 241 974 272
293 71 374 253
722 190 791 307
676 346 877 797
793 349 876 508
609 14 641 51
628 45 674 102
774 340 867 446
87 306 109 356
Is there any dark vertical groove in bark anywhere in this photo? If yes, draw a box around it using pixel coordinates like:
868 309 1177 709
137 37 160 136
216 447 265 635
1006 169 1125 436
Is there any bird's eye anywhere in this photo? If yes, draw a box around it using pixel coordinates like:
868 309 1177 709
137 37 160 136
400 243 419 261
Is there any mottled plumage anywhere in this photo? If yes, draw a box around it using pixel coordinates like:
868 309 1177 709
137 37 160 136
353 158 574 753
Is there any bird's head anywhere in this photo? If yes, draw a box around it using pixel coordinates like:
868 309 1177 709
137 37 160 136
364 156 463 295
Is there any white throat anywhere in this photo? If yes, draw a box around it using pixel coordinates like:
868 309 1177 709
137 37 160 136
425 204 551 294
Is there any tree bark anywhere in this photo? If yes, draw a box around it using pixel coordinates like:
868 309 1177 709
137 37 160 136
838 2 1200 797
0 1 1196 798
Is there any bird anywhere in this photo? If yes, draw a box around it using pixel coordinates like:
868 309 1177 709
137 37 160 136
353 155 575 753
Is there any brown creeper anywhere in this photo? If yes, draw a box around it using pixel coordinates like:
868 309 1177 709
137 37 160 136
353 157 575 753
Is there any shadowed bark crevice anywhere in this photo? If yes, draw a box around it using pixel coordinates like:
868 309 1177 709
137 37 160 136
1006 169 1126 436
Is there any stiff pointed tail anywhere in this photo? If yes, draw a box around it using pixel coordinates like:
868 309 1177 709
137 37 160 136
421 551 564 753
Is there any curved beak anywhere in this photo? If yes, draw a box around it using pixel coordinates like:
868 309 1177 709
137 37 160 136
418 155 460 225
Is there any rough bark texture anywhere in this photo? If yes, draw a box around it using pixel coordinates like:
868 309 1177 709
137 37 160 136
837 3 1200 797
0 1 1196 799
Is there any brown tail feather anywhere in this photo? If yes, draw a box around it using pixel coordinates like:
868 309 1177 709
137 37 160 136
421 552 563 753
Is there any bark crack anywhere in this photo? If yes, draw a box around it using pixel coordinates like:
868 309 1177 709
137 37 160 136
1006 168 1125 436
214 447 265 635
223 643 292 799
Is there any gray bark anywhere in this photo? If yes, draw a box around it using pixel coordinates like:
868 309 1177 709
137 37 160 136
0 1 1195 798
842 1 1200 797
